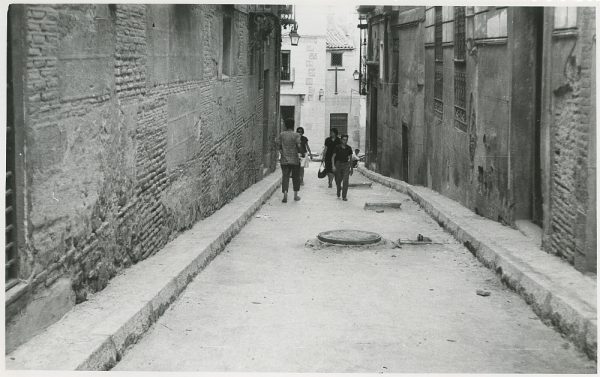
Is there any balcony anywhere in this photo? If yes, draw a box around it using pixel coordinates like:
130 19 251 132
281 67 295 86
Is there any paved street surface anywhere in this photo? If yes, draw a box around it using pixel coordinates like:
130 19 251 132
114 164 596 373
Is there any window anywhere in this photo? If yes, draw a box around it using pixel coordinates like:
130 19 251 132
474 7 508 39
425 7 435 44
379 41 384 80
434 7 443 61
281 50 291 81
442 7 454 43
331 52 343 67
454 69 467 131
391 29 399 107
249 15 256 75
384 19 389 81
222 6 233 77
258 47 264 89
454 7 466 61
554 7 577 29
330 113 348 135
454 7 467 131
434 6 443 117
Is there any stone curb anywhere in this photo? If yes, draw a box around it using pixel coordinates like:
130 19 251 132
357 166 597 361
6 171 282 370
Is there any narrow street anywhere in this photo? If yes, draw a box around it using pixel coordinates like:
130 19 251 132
114 164 595 373
5 4 596 373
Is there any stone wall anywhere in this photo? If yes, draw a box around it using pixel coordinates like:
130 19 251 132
545 7 596 271
363 6 596 272
6 4 281 352
365 7 426 185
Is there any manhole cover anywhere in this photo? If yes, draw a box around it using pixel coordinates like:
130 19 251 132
317 229 382 246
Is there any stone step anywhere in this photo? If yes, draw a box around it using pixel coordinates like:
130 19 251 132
349 182 373 188
364 201 402 210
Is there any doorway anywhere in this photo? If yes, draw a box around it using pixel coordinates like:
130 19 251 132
280 106 295 131
402 122 409 182
369 87 378 166
532 8 543 226
262 70 270 164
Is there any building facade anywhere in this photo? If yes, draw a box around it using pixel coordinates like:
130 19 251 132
360 6 596 273
280 5 366 153
6 3 285 352
325 28 365 151
279 7 327 141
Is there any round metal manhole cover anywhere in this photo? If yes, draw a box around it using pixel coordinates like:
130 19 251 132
317 229 382 246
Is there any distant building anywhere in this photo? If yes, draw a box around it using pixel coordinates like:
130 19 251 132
358 6 596 273
280 5 366 153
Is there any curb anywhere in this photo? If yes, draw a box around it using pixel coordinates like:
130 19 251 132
6 171 282 370
357 166 597 361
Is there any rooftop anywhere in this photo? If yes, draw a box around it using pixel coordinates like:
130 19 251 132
326 28 354 50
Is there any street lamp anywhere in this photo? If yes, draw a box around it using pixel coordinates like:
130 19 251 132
289 23 300 46
353 70 360 80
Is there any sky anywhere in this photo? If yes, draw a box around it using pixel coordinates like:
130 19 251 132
294 4 361 37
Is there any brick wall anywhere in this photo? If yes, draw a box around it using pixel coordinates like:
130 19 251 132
547 7 596 271
6 4 281 351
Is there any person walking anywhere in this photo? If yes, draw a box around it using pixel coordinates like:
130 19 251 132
277 118 302 203
322 128 340 188
296 127 312 186
331 134 353 201
351 148 360 169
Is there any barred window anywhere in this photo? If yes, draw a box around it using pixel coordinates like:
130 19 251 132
331 52 343 67
330 113 348 135
454 67 467 131
434 6 443 117
434 66 443 116
454 6 467 131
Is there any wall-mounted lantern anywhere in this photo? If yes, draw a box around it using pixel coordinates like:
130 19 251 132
279 5 300 46
289 23 300 46
319 88 324 100
353 70 360 80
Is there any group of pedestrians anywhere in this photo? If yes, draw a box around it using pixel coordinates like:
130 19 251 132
322 128 356 201
277 118 358 203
